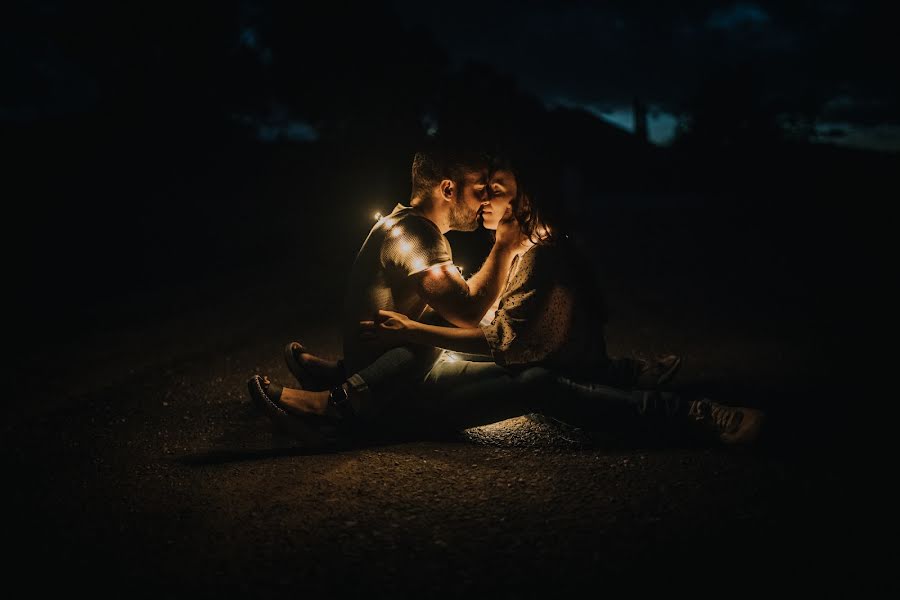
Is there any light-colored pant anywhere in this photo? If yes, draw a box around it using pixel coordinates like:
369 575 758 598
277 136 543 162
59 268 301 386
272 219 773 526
351 345 683 428
415 351 685 429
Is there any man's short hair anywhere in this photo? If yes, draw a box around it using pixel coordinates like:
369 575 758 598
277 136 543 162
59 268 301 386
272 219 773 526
410 144 487 201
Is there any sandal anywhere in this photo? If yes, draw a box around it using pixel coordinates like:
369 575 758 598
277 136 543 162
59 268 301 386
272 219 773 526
283 342 313 389
283 342 341 390
246 375 343 443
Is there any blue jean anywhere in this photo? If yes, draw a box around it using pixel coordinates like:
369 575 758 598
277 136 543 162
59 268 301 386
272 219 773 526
349 345 438 390
345 311 455 417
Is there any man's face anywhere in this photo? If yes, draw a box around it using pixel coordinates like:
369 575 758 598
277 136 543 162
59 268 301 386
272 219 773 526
480 170 517 231
448 169 488 232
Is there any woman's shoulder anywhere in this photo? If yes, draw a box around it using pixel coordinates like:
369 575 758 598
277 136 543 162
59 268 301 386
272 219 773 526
504 243 568 292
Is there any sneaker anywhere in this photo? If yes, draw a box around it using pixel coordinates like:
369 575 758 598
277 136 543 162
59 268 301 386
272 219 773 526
635 354 682 389
687 398 765 444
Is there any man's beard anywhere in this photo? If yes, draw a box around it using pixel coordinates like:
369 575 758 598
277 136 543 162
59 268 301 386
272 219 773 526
448 199 479 232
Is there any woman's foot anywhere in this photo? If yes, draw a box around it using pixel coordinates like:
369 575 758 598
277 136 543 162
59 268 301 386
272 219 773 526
686 398 765 444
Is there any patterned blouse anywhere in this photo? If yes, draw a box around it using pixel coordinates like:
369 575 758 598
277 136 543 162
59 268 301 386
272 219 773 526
480 242 609 377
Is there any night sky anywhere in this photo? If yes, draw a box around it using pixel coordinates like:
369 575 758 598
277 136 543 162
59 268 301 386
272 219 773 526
6 0 899 150
392 0 900 150
5 0 896 335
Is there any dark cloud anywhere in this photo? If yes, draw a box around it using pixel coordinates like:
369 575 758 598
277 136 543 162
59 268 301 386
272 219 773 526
2 3 98 121
390 0 900 136
6 1 897 149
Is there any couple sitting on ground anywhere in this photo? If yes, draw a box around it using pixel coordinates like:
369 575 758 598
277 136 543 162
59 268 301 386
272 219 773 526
247 145 764 445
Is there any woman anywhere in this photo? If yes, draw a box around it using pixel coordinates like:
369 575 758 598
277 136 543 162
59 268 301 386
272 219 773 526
251 158 763 444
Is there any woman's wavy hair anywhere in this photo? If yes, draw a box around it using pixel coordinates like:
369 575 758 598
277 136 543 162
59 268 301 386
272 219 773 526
490 152 567 246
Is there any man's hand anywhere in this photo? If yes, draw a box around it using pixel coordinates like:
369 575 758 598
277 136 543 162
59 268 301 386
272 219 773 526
359 310 417 345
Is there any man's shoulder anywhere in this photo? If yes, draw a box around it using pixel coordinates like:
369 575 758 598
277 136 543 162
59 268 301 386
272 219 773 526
376 205 450 269
389 207 444 241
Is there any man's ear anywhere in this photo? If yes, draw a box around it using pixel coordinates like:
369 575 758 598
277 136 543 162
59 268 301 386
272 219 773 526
439 179 454 201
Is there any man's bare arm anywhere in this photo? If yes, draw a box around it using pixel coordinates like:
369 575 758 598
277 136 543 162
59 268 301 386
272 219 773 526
413 243 517 328
412 214 526 328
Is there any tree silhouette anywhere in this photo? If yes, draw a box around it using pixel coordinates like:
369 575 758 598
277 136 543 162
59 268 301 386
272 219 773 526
675 65 783 151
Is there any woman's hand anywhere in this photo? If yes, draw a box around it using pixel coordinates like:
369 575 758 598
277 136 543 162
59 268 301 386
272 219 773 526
359 310 417 345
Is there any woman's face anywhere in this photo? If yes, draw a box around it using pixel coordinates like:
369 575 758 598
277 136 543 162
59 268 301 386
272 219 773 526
480 170 518 230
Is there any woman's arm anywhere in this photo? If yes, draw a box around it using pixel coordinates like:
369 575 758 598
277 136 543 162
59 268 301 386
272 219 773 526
360 310 491 355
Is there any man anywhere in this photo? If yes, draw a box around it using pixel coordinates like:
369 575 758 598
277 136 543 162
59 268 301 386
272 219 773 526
248 145 525 429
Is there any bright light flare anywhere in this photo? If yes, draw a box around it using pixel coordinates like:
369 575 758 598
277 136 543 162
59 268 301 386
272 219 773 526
373 212 383 221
